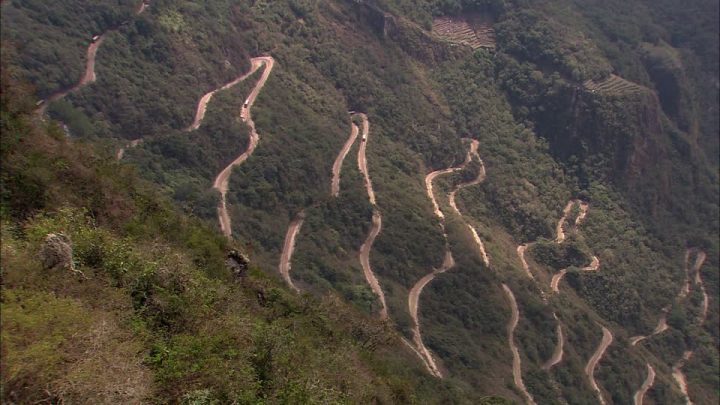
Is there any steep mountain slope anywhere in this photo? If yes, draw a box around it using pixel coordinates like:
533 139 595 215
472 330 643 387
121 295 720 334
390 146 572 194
0 66 485 404
2 0 717 403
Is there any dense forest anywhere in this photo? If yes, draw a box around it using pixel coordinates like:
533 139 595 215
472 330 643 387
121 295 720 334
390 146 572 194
2 0 717 403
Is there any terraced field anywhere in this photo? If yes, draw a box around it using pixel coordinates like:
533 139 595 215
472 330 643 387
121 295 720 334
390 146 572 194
583 74 647 96
432 16 495 49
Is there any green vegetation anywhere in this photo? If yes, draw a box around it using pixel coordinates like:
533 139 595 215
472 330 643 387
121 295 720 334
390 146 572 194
0 68 495 403
1 0 138 97
2 0 717 402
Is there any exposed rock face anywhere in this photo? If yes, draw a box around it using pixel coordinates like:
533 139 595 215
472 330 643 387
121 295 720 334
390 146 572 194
226 249 250 278
547 82 669 190
641 43 698 137
39 233 75 271
351 0 458 64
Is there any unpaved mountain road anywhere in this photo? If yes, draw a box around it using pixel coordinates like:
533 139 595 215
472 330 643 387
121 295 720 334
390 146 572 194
516 200 600 385
38 1 147 114
670 249 707 405
692 250 708 324
407 139 490 379
38 35 104 114
629 248 707 403
353 115 388 319
629 311 668 346
81 37 103 84
633 363 655 405
401 337 438 376
185 65 261 132
447 139 483 215
550 269 567 293
278 211 305 292
467 224 490 267
550 255 599 294
673 350 694 405
575 201 589 226
555 201 575 243
424 143 474 219
331 120 359 197
356 114 375 205
359 211 388 319
424 167 459 220
540 200 600 294
542 313 564 370
586 324 613 405
408 250 454 379
118 56 265 160
502 284 537 405
516 244 537 282
212 56 274 238
447 139 490 267
630 249 703 345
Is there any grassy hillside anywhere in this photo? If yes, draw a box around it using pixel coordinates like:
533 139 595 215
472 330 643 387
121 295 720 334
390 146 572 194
2 0 717 402
1 66 494 403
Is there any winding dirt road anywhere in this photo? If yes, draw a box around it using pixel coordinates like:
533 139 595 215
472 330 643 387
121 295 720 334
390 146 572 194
543 312 565 370
516 244 537 282
631 248 707 346
185 65 262 132
629 248 707 403
353 115 389 319
550 255 600 294
575 201 589 226
212 56 274 238
502 284 537 405
424 167 459 220
673 350 694 405
447 139 483 215
38 1 147 114
331 120 359 197
548 201 600 294
515 200 600 379
670 249 707 405
629 310 668 346
408 250 454 378
118 56 264 159
117 62 258 159
355 114 375 205
550 269 568 293
278 211 305 292
692 250 708 324
680 249 692 299
401 337 438 376
38 35 104 114
407 141 487 378
555 201 575 243
405 138 499 379
467 224 490 267
359 211 388 319
446 139 490 267
585 324 613 405
633 363 656 405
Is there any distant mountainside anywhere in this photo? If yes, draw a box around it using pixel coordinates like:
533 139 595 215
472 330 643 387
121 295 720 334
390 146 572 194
2 0 717 403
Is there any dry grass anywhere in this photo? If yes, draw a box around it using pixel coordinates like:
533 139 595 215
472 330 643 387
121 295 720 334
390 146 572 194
1 229 153 404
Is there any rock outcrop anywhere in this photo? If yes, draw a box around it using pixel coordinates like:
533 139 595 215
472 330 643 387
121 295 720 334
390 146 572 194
39 233 74 271
226 249 250 278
